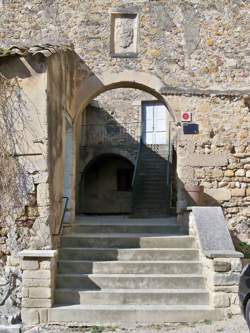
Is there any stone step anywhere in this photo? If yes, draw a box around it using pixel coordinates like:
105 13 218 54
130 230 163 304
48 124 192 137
140 165 167 170
56 274 205 289
131 212 171 218
133 190 168 196
131 208 170 215
48 304 222 325
137 173 167 178
58 260 203 275
132 199 168 205
59 248 199 261
54 288 209 306
60 235 195 249
65 223 181 234
74 217 177 224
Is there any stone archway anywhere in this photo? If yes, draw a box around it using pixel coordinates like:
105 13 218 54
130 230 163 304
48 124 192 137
67 70 177 222
72 70 177 123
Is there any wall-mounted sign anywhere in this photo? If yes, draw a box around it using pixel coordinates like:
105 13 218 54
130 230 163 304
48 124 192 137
181 112 192 122
183 123 199 134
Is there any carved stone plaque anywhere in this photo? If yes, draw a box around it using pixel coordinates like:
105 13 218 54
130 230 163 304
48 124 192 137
111 12 138 57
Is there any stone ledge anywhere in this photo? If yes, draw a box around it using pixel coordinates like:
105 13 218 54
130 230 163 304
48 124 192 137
0 325 21 333
19 250 57 258
160 85 250 97
205 250 244 259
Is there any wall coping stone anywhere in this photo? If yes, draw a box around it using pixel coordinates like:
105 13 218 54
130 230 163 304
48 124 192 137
19 250 57 258
160 85 250 98
190 206 243 258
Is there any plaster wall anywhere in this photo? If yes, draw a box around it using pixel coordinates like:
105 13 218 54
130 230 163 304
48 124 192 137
0 56 51 324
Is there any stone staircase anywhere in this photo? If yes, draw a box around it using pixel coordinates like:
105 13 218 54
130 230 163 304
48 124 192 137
132 144 170 217
48 216 220 325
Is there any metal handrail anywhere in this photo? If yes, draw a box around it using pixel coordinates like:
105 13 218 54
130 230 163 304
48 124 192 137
53 196 69 236
132 137 143 189
81 122 140 146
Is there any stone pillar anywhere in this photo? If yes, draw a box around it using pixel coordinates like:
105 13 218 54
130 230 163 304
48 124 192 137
19 250 57 326
189 210 243 316
211 257 242 314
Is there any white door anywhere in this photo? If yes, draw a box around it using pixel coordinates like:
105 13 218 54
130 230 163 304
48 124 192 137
143 103 168 144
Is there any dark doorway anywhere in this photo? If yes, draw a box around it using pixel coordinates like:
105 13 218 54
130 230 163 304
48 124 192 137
78 154 134 214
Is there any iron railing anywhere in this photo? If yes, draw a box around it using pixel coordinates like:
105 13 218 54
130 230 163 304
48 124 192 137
81 122 140 146
53 196 69 236
132 137 143 189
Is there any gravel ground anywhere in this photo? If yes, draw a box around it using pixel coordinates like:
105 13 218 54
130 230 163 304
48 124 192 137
24 316 249 333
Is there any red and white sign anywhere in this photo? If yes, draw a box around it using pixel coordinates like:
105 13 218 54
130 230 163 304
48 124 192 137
181 112 192 122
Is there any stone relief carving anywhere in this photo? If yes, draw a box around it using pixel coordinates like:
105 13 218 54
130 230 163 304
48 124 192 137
115 17 134 49
111 13 138 57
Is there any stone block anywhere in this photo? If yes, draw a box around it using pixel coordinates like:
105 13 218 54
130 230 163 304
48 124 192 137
213 259 231 272
235 169 245 177
37 183 50 206
39 308 48 324
22 287 29 298
213 293 230 308
22 298 52 308
212 169 223 178
231 258 242 272
0 325 21 333
246 188 250 196
231 188 246 197
22 260 39 270
23 270 51 279
21 309 39 325
37 206 50 218
246 170 250 178
204 188 231 201
29 287 52 299
230 294 240 305
224 170 234 177
213 272 240 286
39 260 52 270
230 304 241 315
23 279 51 287
214 285 239 293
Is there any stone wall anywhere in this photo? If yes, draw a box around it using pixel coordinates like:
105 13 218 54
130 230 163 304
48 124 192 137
189 209 243 316
1 1 249 91
0 50 79 324
0 55 51 324
79 88 249 242
168 95 250 242
20 250 57 326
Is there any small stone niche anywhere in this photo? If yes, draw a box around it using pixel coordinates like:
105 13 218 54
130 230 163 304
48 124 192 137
110 8 139 58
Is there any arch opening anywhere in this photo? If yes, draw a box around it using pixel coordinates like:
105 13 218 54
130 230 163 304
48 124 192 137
73 71 177 124
72 85 177 218
78 153 135 214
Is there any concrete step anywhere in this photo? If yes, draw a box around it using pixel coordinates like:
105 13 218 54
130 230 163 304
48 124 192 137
65 224 181 234
54 288 209 305
58 260 203 275
48 304 222 325
59 248 199 261
56 274 205 289
60 235 194 249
